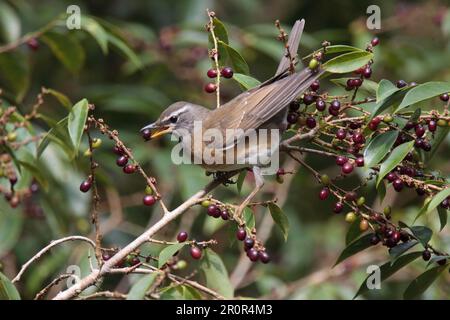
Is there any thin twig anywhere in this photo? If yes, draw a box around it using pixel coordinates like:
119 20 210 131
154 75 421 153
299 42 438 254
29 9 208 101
206 9 221 108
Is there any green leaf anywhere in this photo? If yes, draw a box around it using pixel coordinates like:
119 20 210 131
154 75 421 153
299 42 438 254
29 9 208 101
376 141 415 187
209 17 228 44
398 82 450 110
0 200 24 256
410 226 432 247
218 40 249 75
68 99 89 154
334 233 373 266
376 79 399 103
200 248 233 298
0 272 20 300
322 51 373 74
158 243 186 268
0 2 21 42
426 188 450 215
268 203 289 241
0 52 29 102
331 78 377 95
44 88 72 110
364 131 399 168
403 265 446 299
37 116 74 158
236 170 246 194
42 31 85 74
243 207 255 229
371 88 409 119
127 273 158 300
345 216 363 245
437 206 448 231
377 180 387 203
389 240 418 260
303 45 364 59
232 73 261 90
107 33 142 69
81 16 108 54
353 252 422 299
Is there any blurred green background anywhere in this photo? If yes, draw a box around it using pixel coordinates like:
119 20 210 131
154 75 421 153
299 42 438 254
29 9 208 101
0 0 449 299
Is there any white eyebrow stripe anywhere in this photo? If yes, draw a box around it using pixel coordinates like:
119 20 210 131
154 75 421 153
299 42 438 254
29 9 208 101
162 105 189 121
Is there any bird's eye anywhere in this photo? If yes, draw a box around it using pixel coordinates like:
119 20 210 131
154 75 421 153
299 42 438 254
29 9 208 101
169 116 178 123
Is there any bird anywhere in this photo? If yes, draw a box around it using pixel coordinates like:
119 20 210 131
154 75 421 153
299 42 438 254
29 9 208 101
141 19 323 220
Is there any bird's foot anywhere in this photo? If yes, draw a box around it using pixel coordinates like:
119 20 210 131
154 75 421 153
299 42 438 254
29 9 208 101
211 171 236 186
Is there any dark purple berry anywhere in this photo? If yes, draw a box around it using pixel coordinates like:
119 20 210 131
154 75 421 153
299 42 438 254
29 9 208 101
333 202 344 214
207 68 218 78
236 228 246 241
177 231 188 242
355 157 364 167
370 235 380 245
287 112 299 124
316 99 326 111
422 250 431 261
336 155 348 166
329 106 339 116
116 155 128 167
306 117 316 129
352 131 365 144
303 94 315 105
259 251 271 264
362 67 372 78
244 237 255 250
142 129 151 141
336 128 346 140
247 248 259 262
221 67 233 78
415 124 425 137
428 120 437 132
437 258 447 266
220 210 229 220
123 164 137 174
371 37 380 46
80 179 92 193
396 80 407 88
440 93 449 102
330 99 341 111
204 83 216 93
310 80 320 91
393 179 404 192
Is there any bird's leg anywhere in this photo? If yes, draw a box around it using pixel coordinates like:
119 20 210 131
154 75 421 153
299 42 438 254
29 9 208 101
234 166 264 221
212 171 239 186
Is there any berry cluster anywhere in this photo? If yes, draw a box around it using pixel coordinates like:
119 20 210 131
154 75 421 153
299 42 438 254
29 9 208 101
204 66 234 93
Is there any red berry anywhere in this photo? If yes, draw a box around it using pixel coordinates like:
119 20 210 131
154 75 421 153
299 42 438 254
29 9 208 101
415 124 425 137
247 248 259 262
276 168 285 176
342 162 354 174
310 80 320 91
80 179 92 193
329 106 339 116
9 175 18 186
336 155 348 166
116 155 128 167
371 37 380 46
386 172 397 182
204 83 217 93
190 246 202 260
333 202 344 213
142 129 151 141
207 68 218 78
221 67 233 78
344 191 357 202
207 204 221 218
236 228 246 241
440 93 449 102
319 187 330 200
221 210 229 220
27 38 39 51
306 117 316 129
393 179 404 192
259 251 271 264
336 128 347 140
355 157 364 167
123 164 137 174
143 195 156 206
391 231 401 243
352 131 365 144
177 231 188 242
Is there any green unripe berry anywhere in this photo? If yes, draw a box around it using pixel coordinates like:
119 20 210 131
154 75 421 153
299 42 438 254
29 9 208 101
201 200 211 207
144 185 153 195
357 196 366 207
437 119 447 127
276 175 284 184
7 132 17 142
383 206 391 215
175 260 187 270
83 149 92 157
383 115 393 123
320 174 330 186
309 58 319 70
359 219 369 231
345 212 357 223
91 138 102 149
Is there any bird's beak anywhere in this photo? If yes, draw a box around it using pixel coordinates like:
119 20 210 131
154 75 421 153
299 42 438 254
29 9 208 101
140 122 173 139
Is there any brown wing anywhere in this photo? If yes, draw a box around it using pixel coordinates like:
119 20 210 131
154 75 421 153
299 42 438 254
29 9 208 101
204 68 323 133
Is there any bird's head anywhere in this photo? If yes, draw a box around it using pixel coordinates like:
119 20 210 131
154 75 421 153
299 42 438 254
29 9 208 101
140 101 210 139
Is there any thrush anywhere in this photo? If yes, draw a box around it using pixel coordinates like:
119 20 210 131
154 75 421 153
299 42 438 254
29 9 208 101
141 19 323 219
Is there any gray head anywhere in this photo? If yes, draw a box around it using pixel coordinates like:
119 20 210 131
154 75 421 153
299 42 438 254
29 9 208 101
140 101 210 139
